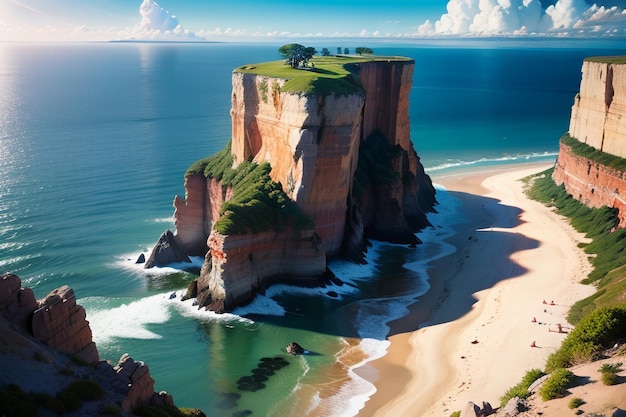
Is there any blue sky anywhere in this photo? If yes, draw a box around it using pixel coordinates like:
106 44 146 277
1 0 625 41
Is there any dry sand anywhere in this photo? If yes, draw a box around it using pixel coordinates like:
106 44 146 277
358 163 598 416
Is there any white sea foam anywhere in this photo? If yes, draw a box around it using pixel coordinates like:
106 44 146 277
170 291 255 325
148 217 175 224
425 151 557 173
83 290 255 348
112 250 204 276
84 293 173 344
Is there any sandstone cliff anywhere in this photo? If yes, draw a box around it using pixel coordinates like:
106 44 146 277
0 273 188 416
148 56 436 313
553 57 626 226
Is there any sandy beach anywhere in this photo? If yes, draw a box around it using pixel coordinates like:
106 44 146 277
358 162 597 416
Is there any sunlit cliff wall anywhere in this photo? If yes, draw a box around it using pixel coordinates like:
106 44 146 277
554 58 626 227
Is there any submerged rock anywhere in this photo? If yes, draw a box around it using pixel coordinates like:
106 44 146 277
286 342 305 355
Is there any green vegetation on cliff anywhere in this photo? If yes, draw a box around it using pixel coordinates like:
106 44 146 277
236 55 411 96
186 142 314 235
585 56 626 64
524 167 626 322
524 166 626 372
562 133 626 171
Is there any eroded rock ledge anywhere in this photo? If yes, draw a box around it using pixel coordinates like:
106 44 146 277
147 57 437 312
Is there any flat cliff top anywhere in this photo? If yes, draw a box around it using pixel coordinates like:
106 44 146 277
584 56 626 64
235 54 413 95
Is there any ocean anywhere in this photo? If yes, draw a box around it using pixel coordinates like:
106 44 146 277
1 39 625 416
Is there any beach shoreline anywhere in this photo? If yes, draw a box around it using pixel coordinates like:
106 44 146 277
357 162 597 416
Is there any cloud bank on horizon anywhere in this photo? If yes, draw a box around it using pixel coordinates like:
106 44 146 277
417 0 626 36
0 0 625 41
122 0 201 40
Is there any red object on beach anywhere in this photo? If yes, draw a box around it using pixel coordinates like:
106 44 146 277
550 300 555 305
530 341 536 347
532 317 537 322
543 300 547 304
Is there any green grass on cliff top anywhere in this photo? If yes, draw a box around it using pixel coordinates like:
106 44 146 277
236 55 412 96
585 56 626 64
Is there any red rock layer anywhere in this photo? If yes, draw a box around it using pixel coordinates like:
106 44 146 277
173 174 233 256
192 228 326 311
115 353 174 414
31 285 99 364
553 141 626 227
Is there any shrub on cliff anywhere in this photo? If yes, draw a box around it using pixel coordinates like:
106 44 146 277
63 378 104 401
598 362 623 385
186 142 314 235
545 307 626 372
539 368 576 401
0 384 37 417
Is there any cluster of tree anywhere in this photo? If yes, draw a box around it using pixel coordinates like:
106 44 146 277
279 44 316 68
279 44 375 68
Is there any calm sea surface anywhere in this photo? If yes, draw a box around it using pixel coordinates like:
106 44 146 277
1 40 625 416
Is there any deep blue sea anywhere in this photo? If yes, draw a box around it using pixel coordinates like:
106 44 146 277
1 39 625 416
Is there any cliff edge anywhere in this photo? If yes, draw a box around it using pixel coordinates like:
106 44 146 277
553 57 626 226
146 55 436 313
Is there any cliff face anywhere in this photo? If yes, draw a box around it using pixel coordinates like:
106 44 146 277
231 72 365 255
152 57 436 313
554 58 626 226
568 60 626 156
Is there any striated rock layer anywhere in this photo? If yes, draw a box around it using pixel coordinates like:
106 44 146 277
554 58 626 226
150 57 437 312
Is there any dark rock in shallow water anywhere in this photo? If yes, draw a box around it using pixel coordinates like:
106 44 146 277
135 253 146 264
286 342 305 355
144 229 191 268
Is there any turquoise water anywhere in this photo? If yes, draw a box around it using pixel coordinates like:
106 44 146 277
1 40 625 416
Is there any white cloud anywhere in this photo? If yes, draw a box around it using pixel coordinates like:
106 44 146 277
417 0 626 36
120 0 202 41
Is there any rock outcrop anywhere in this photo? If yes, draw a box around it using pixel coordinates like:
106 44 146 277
553 57 626 226
149 56 437 312
0 273 187 416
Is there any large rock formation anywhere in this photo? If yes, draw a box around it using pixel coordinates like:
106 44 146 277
553 57 626 226
148 56 437 312
0 273 185 416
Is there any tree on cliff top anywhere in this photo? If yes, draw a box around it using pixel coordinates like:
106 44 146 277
279 43 316 68
355 47 373 55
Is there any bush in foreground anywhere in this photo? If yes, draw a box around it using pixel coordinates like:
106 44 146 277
539 368 576 401
568 397 585 409
598 362 623 385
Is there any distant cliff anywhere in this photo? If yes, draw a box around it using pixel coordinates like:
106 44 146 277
147 56 436 312
553 57 626 226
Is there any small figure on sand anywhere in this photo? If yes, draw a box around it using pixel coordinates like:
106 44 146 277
531 317 537 323
530 341 536 348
